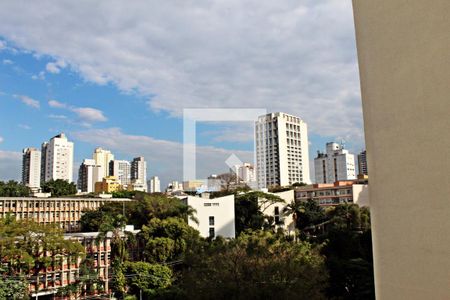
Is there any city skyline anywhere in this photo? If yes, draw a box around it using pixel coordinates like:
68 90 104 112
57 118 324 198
0 1 365 186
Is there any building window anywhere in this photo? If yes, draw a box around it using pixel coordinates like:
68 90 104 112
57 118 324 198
209 227 215 238
209 216 215 226
274 206 280 224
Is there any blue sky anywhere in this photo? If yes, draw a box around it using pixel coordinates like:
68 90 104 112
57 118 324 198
0 1 365 186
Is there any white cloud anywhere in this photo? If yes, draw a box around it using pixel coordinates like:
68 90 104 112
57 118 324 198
202 123 254 143
31 71 45 80
18 124 31 130
46 59 66 74
0 1 364 145
48 99 68 108
48 99 107 123
72 127 253 185
14 94 40 108
71 107 107 122
2 59 13 65
48 114 68 120
0 150 21 181
0 136 3 143
0 40 5 50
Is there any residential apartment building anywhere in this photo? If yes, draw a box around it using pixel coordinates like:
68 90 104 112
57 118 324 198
182 180 206 192
166 181 183 193
358 150 368 175
93 148 114 178
131 157 147 192
77 159 103 193
294 180 369 207
0 197 132 232
109 159 131 186
41 133 74 183
148 176 161 193
255 112 311 189
179 194 235 239
314 142 356 184
28 227 139 299
234 163 256 186
95 176 123 194
22 147 41 191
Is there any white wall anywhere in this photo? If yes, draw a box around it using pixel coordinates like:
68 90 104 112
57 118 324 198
354 1 450 298
259 190 296 234
352 184 369 207
183 194 235 239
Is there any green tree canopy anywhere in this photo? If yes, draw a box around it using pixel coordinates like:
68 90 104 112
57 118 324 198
0 181 30 197
0 218 85 297
234 191 284 234
80 202 127 232
124 261 172 298
139 217 201 264
180 230 328 300
322 204 374 299
80 193 198 232
283 199 326 233
41 179 77 197
130 194 197 229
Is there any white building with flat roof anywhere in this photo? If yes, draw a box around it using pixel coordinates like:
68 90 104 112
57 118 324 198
77 159 103 193
255 112 311 188
314 142 356 184
41 133 74 183
148 176 161 193
93 148 114 178
109 160 131 186
166 181 183 192
180 194 235 239
22 147 41 191
131 157 147 192
234 163 256 186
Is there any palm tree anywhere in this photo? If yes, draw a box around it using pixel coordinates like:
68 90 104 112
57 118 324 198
178 204 199 225
283 200 304 226
283 200 305 240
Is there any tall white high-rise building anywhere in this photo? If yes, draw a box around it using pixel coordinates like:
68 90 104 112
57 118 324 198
148 176 161 193
314 142 356 184
22 147 41 190
93 148 114 178
131 157 147 192
41 133 74 183
255 112 311 188
77 159 104 193
109 160 131 186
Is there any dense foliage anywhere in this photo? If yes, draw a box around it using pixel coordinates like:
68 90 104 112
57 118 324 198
124 261 173 297
181 230 328 300
80 193 197 232
81 192 375 299
0 181 30 197
42 179 77 196
234 191 284 234
0 217 85 298
111 190 137 198
322 204 374 299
